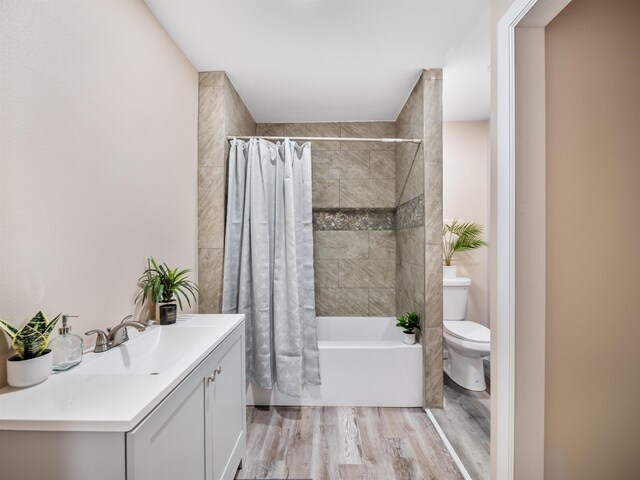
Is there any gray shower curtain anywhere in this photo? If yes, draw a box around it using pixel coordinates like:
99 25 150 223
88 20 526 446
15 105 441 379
222 138 321 396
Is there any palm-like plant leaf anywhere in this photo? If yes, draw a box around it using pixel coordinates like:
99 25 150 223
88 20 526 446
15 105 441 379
443 220 488 266
136 257 199 310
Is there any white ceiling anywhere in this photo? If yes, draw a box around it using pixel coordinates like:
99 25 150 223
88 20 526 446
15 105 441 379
145 0 490 123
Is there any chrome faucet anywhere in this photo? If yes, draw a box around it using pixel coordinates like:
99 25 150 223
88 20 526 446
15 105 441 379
85 315 147 353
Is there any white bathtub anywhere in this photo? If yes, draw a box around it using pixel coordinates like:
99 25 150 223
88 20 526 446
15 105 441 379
247 316 423 407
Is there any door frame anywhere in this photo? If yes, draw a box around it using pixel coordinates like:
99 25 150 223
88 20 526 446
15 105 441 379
494 0 572 478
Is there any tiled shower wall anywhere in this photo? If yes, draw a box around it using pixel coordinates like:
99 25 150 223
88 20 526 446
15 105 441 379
198 71 443 408
198 72 256 313
256 122 397 317
395 69 443 408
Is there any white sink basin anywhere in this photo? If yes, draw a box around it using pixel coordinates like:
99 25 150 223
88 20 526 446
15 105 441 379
73 325 221 375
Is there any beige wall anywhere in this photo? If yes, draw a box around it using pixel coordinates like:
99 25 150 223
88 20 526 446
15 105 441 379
443 121 489 327
545 0 640 477
0 0 198 383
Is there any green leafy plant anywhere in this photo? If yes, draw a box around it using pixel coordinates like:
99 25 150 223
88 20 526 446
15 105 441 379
136 257 199 310
0 311 62 360
443 220 488 266
396 311 421 334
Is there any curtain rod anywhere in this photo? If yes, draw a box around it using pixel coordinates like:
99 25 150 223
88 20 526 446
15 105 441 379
227 135 422 144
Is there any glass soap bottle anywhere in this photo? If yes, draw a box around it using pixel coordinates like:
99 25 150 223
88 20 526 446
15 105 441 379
50 314 83 371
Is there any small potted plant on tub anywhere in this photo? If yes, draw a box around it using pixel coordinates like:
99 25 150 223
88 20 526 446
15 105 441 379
443 220 487 279
0 311 61 387
136 257 199 325
396 311 421 345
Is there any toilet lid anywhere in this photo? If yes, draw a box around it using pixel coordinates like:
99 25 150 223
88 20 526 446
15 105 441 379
444 321 490 343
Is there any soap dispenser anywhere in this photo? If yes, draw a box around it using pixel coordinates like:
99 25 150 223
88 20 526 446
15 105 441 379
50 314 83 371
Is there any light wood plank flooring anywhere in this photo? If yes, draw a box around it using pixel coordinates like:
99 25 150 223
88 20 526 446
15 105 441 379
430 360 491 480
235 406 463 480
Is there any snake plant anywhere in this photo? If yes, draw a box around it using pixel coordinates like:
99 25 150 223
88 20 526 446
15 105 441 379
136 257 199 310
443 220 488 266
0 311 62 360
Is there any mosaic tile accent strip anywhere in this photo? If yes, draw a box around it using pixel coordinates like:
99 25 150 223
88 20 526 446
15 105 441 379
396 194 425 230
313 208 395 231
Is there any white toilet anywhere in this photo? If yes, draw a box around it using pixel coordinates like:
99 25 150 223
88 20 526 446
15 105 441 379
443 277 490 391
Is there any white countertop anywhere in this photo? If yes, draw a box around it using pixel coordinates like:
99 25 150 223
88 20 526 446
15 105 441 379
0 314 244 432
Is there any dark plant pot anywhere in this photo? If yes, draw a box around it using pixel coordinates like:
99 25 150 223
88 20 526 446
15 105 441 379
156 301 177 325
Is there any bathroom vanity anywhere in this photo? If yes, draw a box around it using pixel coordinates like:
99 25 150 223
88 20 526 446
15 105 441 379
0 314 245 480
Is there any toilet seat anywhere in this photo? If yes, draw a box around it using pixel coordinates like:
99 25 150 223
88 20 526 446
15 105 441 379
444 320 490 343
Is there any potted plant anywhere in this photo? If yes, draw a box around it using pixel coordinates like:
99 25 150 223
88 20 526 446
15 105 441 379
443 220 488 279
0 311 61 387
396 311 421 345
136 257 199 325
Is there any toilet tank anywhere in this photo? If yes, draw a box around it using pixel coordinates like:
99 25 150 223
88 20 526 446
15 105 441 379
443 277 472 321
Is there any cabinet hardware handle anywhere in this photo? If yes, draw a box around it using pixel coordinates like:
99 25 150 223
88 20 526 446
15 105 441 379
207 366 222 382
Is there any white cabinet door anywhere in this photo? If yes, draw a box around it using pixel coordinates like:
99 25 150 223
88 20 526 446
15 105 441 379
205 325 246 480
126 360 208 480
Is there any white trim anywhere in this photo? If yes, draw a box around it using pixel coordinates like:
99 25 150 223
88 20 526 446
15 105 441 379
426 409 473 480
495 0 572 478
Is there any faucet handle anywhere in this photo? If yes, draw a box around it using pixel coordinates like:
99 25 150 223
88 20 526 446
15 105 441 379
85 329 109 353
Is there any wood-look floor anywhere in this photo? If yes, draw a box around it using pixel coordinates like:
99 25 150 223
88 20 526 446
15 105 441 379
235 406 463 480
430 360 491 480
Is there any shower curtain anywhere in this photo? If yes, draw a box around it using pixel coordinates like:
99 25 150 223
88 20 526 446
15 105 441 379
222 138 321 396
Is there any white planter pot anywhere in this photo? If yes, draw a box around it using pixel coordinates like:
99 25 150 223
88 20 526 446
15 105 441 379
6 349 52 388
443 265 458 279
403 332 416 345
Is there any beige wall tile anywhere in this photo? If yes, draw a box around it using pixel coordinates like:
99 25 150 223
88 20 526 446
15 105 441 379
198 248 223 313
370 150 395 179
257 123 285 137
316 288 369 316
395 143 423 205
424 161 443 245
369 288 395 316
396 261 425 317
199 71 225 86
398 157 424 206
198 118 225 167
199 85 224 128
396 227 425 266
338 259 395 288
423 69 443 165
314 231 369 259
284 123 341 150
369 231 396 259
224 76 256 136
198 166 225 249
312 177 340 208
313 150 370 180
339 122 396 151
339 179 395 208
396 75 424 140
423 326 443 408
424 243 443 329
314 259 339 288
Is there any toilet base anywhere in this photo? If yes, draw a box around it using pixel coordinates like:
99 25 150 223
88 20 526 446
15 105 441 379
443 348 487 391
